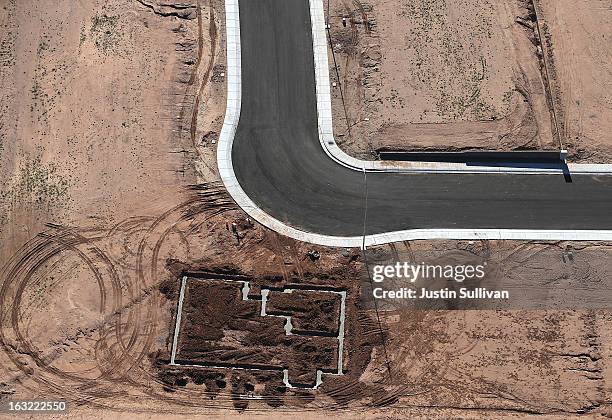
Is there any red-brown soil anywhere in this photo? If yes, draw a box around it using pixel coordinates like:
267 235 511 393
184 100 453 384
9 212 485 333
2 0 612 418
537 0 612 162
326 0 612 160
266 290 342 335
173 279 338 386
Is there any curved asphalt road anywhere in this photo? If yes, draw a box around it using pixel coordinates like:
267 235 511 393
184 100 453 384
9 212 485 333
232 0 612 238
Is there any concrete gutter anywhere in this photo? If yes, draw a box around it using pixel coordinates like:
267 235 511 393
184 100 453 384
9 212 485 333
378 150 564 162
309 0 612 175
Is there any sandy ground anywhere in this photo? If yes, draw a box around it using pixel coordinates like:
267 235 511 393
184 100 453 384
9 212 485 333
325 0 610 161
2 205 611 417
537 0 612 162
0 0 201 261
362 240 612 415
1 0 612 418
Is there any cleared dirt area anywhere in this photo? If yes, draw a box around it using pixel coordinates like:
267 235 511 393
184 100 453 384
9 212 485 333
1 0 612 418
0 0 200 259
2 194 612 415
326 0 564 158
0 0 228 259
538 0 612 162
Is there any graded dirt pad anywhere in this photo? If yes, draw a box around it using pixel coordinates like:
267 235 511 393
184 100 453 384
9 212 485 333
6 198 611 417
375 308 612 415
538 0 612 162
327 0 559 158
0 184 380 413
358 240 612 414
0 0 199 259
364 240 612 311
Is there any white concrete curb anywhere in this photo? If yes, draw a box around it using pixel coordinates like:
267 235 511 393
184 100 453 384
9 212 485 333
216 0 363 247
217 0 612 247
309 0 612 175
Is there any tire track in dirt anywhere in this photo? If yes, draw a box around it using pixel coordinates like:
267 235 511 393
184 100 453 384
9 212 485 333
174 0 219 152
190 0 218 148
0 228 125 401
0 183 426 413
171 0 218 154
0 183 238 409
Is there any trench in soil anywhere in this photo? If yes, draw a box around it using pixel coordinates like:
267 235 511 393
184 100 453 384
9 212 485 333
168 272 347 389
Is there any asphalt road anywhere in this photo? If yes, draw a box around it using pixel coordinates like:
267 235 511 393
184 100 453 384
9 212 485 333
232 0 612 238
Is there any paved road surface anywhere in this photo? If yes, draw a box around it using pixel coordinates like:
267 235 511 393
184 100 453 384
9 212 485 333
231 0 612 238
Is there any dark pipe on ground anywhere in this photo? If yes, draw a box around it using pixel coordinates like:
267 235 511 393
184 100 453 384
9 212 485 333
378 150 565 163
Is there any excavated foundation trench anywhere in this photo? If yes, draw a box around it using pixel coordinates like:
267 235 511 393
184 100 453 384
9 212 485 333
168 273 347 389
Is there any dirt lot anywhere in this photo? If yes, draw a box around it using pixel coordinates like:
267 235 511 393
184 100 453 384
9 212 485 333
537 0 612 162
0 0 226 260
1 0 612 418
0 0 199 259
326 0 610 161
2 196 611 415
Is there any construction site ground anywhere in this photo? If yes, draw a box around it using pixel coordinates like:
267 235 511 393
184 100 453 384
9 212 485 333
0 0 611 417
327 0 612 163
